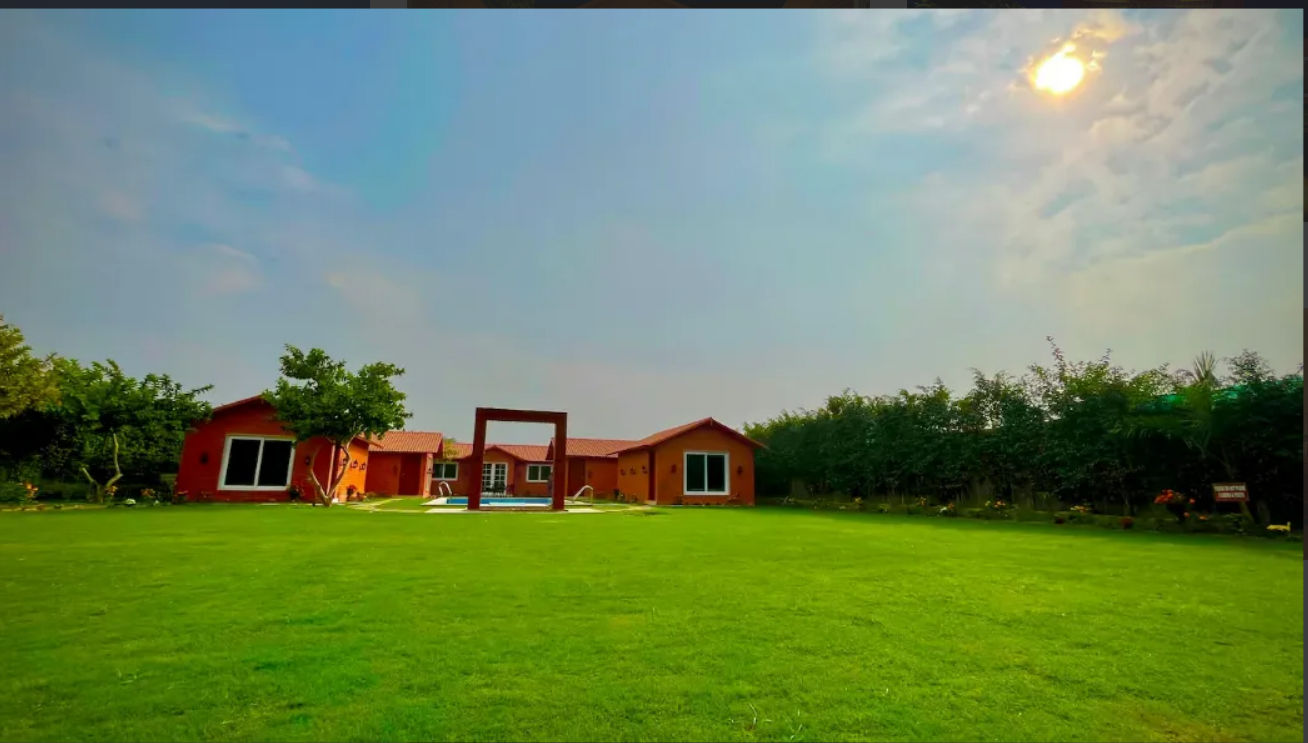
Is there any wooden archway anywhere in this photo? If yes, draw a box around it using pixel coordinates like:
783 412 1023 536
467 407 567 511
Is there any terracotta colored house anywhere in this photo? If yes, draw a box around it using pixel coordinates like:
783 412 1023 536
175 396 372 503
544 437 637 499
364 431 444 498
177 397 762 505
437 442 554 497
611 418 763 506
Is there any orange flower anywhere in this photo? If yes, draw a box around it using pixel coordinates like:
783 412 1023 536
1188 498 1195 505
1183 511 1191 518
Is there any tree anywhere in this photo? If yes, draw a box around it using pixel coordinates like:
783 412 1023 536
0 315 59 420
263 346 410 507
41 358 213 502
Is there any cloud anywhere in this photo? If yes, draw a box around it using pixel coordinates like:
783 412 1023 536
198 243 262 296
180 109 294 152
324 265 426 323
819 9 1301 374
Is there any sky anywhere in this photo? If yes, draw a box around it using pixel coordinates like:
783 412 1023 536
0 10 1302 442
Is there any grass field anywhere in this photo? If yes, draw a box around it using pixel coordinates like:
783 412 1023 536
0 505 1301 742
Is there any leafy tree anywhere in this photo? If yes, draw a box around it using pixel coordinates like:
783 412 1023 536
0 315 59 420
747 337 1302 527
40 359 213 501
263 346 410 507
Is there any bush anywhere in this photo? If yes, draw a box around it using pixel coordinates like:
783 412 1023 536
0 481 34 504
1220 512 1254 535
1052 511 1069 524
31 480 91 502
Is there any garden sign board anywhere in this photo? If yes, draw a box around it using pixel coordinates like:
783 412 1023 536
1212 483 1248 503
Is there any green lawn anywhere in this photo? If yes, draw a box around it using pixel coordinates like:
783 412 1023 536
0 506 1301 742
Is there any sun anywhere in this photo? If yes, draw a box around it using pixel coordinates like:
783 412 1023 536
1033 44 1086 95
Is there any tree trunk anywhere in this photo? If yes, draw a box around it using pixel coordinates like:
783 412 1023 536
80 433 124 503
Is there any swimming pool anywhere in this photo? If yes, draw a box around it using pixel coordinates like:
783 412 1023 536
439 497 551 507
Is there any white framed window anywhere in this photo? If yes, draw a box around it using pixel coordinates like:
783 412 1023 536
526 464 552 483
220 435 296 491
432 461 459 480
684 451 729 496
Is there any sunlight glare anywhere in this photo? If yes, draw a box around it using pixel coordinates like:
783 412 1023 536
1033 44 1086 96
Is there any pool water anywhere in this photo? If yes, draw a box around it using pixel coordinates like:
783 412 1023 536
443 497 551 507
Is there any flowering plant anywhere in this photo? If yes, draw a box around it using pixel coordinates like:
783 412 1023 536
937 502 957 517
1070 504 1093 514
22 482 38 505
915 496 929 508
983 499 1010 511
1155 489 1191 522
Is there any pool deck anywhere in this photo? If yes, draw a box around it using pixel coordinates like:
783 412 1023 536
424 506 601 514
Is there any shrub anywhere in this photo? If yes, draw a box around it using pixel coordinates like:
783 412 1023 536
0 481 33 504
1220 512 1253 535
876 502 891 514
1052 511 1069 524
1120 516 1134 530
1154 489 1196 523
962 507 984 519
936 502 957 517
37 481 92 502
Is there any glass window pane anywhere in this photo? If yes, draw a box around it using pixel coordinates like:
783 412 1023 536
706 454 727 492
686 454 706 492
257 440 293 487
224 439 260 486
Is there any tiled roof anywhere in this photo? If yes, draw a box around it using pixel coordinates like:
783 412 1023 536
443 442 550 462
546 437 639 459
210 394 268 414
493 444 550 462
207 395 376 448
366 431 444 454
611 417 764 454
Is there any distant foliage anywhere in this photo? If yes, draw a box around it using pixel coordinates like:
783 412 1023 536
746 340 1303 526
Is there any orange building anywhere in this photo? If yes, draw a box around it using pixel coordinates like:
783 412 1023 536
177 398 761 505
612 418 762 505
364 431 444 498
544 437 636 499
174 396 372 503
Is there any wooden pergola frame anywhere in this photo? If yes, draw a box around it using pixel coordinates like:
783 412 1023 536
466 407 568 511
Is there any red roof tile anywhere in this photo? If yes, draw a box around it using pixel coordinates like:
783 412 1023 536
611 417 764 454
206 396 377 448
366 431 444 454
209 394 269 415
492 444 550 462
443 442 549 462
546 437 639 459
